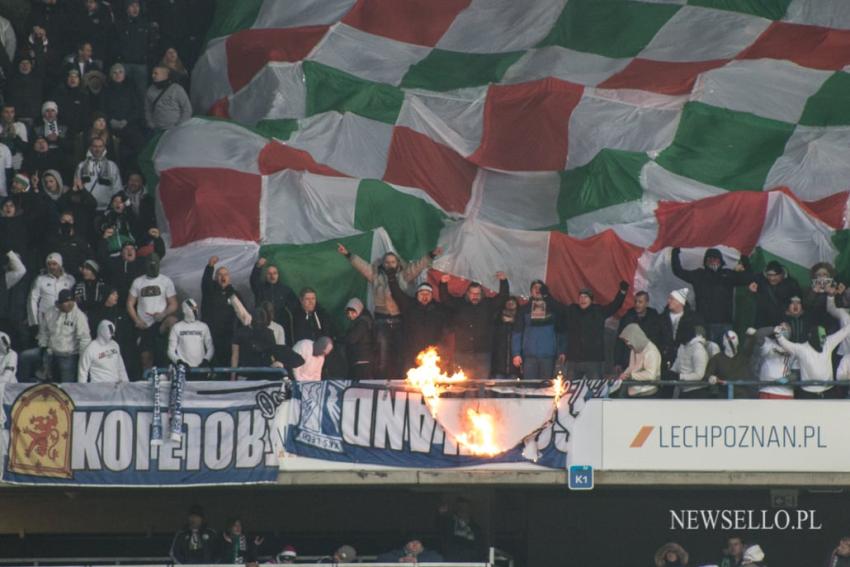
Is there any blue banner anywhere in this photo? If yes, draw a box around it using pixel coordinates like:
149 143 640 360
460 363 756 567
282 378 610 469
1 381 283 486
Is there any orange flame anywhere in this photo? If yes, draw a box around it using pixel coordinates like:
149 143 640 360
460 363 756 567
456 408 500 456
405 347 466 416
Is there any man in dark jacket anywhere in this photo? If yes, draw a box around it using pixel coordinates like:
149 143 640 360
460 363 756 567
291 287 334 343
44 211 94 276
343 298 374 380
657 289 702 388
439 272 509 380
201 256 242 367
376 539 443 564
672 247 752 343
389 275 446 371
562 282 628 381
615 290 661 370
250 257 297 342
438 499 484 562
749 260 802 328
6 55 45 124
169 505 217 565
112 0 151 104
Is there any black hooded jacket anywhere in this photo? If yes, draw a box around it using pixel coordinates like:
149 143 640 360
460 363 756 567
671 248 752 325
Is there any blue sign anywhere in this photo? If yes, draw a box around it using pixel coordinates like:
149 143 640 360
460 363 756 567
569 465 594 490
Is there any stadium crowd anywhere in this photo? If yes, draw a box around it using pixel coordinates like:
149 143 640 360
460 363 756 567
169 500 484 565
0 3 849 397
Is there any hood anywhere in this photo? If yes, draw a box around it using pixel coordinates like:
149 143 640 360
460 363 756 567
654 543 689 567
182 298 198 323
42 169 66 201
722 330 739 358
96 319 115 345
677 319 697 344
703 248 725 268
345 298 364 318
619 323 650 353
0 332 10 355
810 262 836 279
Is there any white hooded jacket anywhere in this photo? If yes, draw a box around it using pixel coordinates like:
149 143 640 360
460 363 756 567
0 332 17 384
28 253 75 326
74 148 122 210
168 299 214 367
777 322 850 393
78 320 129 383
619 323 661 397
38 303 91 355
758 335 794 398
671 335 709 393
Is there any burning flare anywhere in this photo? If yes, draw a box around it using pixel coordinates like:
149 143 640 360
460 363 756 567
456 408 500 457
405 347 467 416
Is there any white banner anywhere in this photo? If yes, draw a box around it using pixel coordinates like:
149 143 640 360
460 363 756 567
599 400 850 472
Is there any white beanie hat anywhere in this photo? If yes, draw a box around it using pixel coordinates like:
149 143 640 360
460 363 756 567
41 100 58 114
743 544 764 563
46 252 63 268
669 288 689 306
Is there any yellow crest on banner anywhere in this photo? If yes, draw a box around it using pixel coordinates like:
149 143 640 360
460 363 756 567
8 384 75 479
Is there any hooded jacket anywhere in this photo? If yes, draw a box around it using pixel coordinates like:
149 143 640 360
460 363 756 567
615 306 662 367
291 302 334 343
28 253 75 326
169 299 215 367
752 265 802 328
74 148 122 211
0 332 17 383
706 330 758 398
658 306 702 366
619 323 661 397
200 264 242 340
654 543 689 567
78 320 129 383
777 322 850 393
38 302 91 355
672 248 752 325
758 331 794 398
388 274 446 367
344 298 375 371
348 252 432 316
671 332 709 393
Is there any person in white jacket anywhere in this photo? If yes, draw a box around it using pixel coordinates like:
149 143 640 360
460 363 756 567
37 289 91 382
758 327 794 400
618 323 661 397
670 321 709 398
78 320 129 383
28 252 75 330
168 298 214 368
292 337 333 381
0 331 17 383
775 305 850 398
73 137 122 211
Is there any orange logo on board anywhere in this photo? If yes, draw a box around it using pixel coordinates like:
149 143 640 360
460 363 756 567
8 384 75 479
630 425 654 448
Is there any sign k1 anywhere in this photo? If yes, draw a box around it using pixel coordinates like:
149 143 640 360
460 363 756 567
569 465 594 490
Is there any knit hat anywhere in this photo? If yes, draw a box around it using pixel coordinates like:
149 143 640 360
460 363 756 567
743 544 764 564
764 260 784 276
82 259 100 274
109 62 126 75
416 282 433 294
12 173 30 190
669 288 689 306
277 546 297 561
46 252 63 268
578 287 594 299
41 100 58 114
345 297 364 317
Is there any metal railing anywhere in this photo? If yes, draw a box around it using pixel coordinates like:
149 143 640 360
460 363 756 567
610 378 850 399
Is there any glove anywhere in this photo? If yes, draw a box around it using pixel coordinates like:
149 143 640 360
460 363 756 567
619 281 629 292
